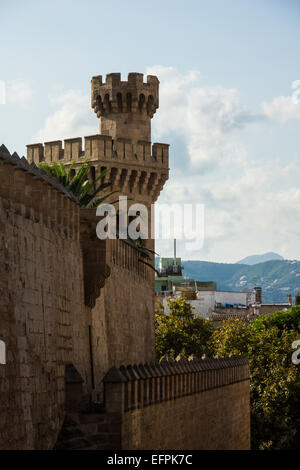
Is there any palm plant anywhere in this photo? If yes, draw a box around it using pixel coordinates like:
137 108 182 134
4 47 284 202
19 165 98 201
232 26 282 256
129 236 160 273
38 159 158 270
38 160 118 208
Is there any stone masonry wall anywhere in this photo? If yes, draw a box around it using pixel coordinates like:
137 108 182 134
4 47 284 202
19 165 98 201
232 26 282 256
121 382 250 450
0 148 158 449
0 151 90 449
27 135 169 206
102 356 250 450
90 238 156 386
77 356 250 450
55 356 250 451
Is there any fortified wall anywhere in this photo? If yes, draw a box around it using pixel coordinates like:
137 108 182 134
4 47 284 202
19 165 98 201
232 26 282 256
27 136 168 205
0 145 155 449
0 146 87 449
104 356 250 451
0 72 250 450
54 356 250 450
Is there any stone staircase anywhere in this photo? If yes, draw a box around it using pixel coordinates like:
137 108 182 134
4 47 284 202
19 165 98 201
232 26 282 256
54 410 121 450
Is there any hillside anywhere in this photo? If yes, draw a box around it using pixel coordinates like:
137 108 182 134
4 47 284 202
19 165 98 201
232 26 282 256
236 252 284 265
180 259 300 303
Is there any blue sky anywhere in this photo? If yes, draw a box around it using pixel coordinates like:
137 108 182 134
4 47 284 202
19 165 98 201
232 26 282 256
1 0 300 262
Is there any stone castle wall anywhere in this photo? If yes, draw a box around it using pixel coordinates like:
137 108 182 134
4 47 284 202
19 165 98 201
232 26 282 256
27 136 169 172
56 356 250 450
0 149 89 449
116 357 250 450
102 238 155 369
91 73 159 142
120 381 250 450
27 135 169 206
86 236 156 386
0 147 156 449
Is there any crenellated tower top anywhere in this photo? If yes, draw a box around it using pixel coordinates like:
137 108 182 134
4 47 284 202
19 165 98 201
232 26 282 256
27 72 169 207
91 73 159 142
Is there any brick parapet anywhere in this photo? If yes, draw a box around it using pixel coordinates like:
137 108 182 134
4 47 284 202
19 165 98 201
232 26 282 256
91 73 159 119
0 145 80 241
103 355 250 413
108 238 153 284
27 135 169 170
55 355 250 450
27 136 169 203
79 210 154 309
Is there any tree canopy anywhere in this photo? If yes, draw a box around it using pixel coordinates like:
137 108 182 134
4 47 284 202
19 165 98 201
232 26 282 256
155 299 300 450
155 298 214 360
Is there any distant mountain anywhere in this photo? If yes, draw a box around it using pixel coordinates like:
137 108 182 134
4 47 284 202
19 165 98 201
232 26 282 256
180 259 300 303
236 252 284 265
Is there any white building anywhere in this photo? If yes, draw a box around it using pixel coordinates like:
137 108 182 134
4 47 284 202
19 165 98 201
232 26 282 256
162 290 256 318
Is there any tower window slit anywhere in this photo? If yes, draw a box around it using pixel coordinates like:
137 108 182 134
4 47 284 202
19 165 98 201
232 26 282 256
117 93 123 112
127 93 132 112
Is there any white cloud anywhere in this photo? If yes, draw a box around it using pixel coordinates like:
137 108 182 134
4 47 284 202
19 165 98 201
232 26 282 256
146 65 262 173
149 66 300 261
262 95 300 122
7 79 33 103
31 68 300 263
156 156 300 261
33 89 96 142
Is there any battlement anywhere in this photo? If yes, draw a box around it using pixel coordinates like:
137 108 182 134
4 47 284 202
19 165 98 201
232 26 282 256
103 355 250 411
91 73 159 119
27 134 169 169
100 355 250 450
0 144 80 240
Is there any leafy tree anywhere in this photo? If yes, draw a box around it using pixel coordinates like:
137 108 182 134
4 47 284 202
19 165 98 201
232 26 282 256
295 292 300 306
252 305 300 332
155 297 213 359
38 160 118 208
210 314 300 450
155 300 300 449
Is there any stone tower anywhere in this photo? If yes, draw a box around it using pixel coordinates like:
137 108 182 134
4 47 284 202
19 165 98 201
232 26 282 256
27 72 169 219
91 73 159 143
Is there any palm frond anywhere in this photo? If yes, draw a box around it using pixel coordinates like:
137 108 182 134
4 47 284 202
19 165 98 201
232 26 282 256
66 160 76 184
138 259 159 274
87 192 121 208
39 159 118 210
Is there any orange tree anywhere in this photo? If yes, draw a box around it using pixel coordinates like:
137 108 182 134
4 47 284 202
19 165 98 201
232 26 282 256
210 311 300 450
154 297 213 360
155 300 300 449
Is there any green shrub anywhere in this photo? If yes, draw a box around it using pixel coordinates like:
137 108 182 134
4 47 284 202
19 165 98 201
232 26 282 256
155 298 213 359
252 306 300 333
211 316 300 450
155 302 300 449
